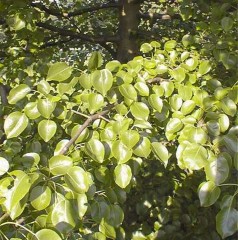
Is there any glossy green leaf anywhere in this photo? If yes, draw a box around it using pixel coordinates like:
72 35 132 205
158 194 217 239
148 94 163 112
30 186 51 210
88 51 103 70
169 94 183 111
140 43 153 53
76 193 88 219
198 60 211 76
105 205 124 227
198 181 221 207
133 137 151 158
219 114 229 132
47 62 72 82
78 73 92 89
205 154 229 185
37 80 51 95
182 34 194 47
51 199 76 233
4 112 29 139
92 69 113 96
220 97 237 117
49 155 73 176
114 164 132 188
91 201 109 223
88 93 104 113
184 57 198 71
106 60 121 72
38 119 57 142
64 166 89 193
170 67 186 82
24 102 41 119
0 157 9 176
99 218 116 239
35 229 62 240
112 140 132 164
164 40 177 51
120 130 140 149
37 99 56 119
119 83 137 101
8 84 31 104
166 118 183 134
182 144 207 170
85 139 105 163
216 207 238 238
151 142 169 166
134 82 149 96
223 134 238 153
181 100 196 115
161 81 174 97
130 102 149 120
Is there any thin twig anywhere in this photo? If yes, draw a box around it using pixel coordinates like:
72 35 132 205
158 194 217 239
147 77 169 84
59 105 114 155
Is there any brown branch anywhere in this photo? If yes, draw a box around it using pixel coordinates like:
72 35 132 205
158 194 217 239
59 105 114 155
0 84 8 106
147 77 169 84
36 22 119 43
40 37 74 49
68 2 121 17
31 2 63 17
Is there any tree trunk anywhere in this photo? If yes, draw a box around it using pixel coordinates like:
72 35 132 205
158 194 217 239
117 0 140 63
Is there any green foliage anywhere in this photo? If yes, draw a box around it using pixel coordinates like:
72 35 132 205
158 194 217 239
0 0 237 239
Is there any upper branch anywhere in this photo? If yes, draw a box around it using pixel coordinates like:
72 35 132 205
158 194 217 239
139 13 182 20
31 2 63 17
67 2 121 17
36 22 119 43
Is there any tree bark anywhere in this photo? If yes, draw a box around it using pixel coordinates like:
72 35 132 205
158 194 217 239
117 0 140 62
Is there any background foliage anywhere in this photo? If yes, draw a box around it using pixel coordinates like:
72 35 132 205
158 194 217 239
0 0 237 239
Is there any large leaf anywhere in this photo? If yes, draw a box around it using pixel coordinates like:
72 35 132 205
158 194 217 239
47 62 72 82
198 181 221 207
64 166 90 193
99 218 116 239
130 102 149 120
216 207 238 239
35 229 62 240
51 199 76 233
119 83 137 101
38 120 57 142
8 84 31 104
105 205 124 227
4 112 28 139
114 164 132 188
49 155 73 176
30 186 51 210
133 137 151 158
85 139 105 163
148 94 163 112
182 144 207 170
76 194 88 219
120 130 140 149
205 154 229 185
112 140 133 164
37 99 56 119
92 69 113 96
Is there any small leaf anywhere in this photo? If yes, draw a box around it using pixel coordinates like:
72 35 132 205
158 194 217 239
38 119 57 142
37 80 51 95
8 84 31 104
216 207 238 239
151 142 169 166
220 97 237 117
99 218 116 239
166 118 183 134
148 94 163 112
88 51 103 70
92 69 113 96
88 93 104 114
133 137 151 158
4 112 29 139
140 43 153 53
119 84 137 101
120 130 140 149
164 40 177 51
24 102 41 119
105 205 124 227
47 62 72 82
221 17 234 32
0 157 9 176
170 67 186 82
198 60 211 76
114 164 132 188
198 181 221 207
49 155 73 176
130 102 149 120
76 194 88 219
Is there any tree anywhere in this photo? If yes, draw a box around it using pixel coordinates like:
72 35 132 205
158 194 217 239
0 0 237 239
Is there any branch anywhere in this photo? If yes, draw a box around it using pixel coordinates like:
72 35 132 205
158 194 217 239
36 22 119 43
0 84 8 106
40 37 74 49
59 105 114 155
68 2 121 17
0 213 9 224
31 2 63 17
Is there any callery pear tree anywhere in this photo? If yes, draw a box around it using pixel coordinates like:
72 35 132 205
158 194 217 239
0 0 237 239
